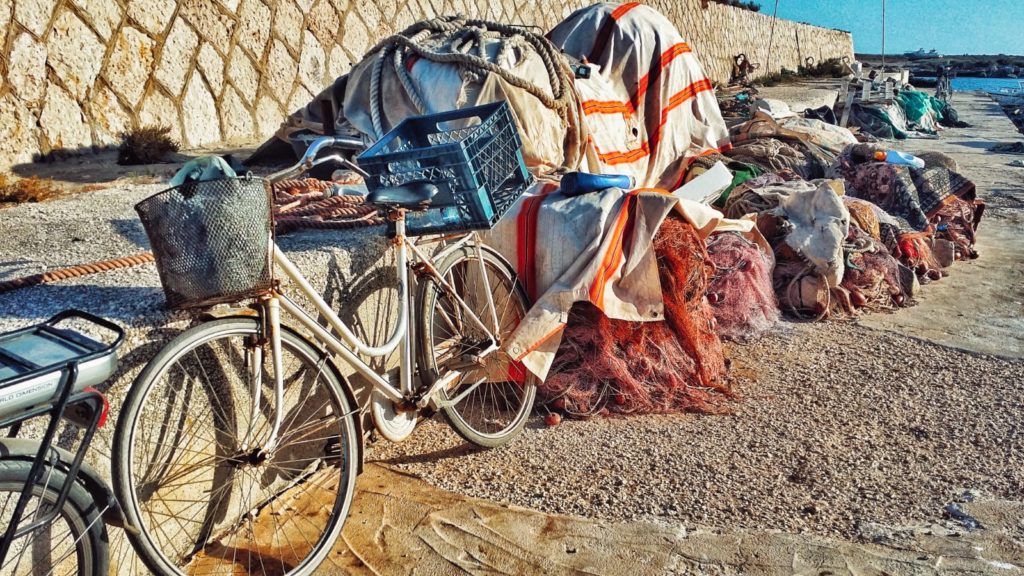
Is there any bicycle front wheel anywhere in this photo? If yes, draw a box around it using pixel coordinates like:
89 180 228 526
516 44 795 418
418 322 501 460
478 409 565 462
113 317 360 576
417 243 537 448
0 458 108 576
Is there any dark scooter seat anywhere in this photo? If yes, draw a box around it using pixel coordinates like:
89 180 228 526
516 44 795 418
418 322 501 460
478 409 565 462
366 181 439 208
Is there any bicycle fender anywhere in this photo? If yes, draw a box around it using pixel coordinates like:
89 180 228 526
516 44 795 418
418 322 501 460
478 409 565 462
0 438 141 536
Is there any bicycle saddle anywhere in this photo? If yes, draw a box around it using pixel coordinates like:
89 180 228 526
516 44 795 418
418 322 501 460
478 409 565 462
366 181 438 208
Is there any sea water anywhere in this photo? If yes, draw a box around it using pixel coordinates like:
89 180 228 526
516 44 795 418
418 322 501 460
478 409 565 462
913 77 1023 92
951 77 1024 92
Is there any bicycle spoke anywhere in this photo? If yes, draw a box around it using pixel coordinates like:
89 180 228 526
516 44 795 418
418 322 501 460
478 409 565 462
121 323 356 576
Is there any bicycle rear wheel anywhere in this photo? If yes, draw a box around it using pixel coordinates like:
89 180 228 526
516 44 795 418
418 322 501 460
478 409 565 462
0 458 108 576
113 317 360 576
417 243 537 448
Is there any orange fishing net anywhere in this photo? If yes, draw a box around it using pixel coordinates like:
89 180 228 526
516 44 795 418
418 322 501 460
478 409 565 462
542 216 731 418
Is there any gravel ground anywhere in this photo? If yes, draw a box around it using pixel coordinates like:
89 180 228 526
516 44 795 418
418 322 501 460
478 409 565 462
367 320 1024 539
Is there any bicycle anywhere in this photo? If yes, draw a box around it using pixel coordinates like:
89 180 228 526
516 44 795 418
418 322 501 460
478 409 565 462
0 310 130 575
113 101 538 575
936 73 953 103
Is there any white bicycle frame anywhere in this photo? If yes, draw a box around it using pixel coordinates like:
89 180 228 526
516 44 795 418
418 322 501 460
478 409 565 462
257 137 504 451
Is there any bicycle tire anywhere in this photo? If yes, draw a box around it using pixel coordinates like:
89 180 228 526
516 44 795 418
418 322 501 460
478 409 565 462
417 243 537 448
112 317 360 576
0 458 108 576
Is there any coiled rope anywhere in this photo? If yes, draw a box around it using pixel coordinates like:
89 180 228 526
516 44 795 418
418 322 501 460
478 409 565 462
0 253 156 294
0 179 383 294
366 17 577 142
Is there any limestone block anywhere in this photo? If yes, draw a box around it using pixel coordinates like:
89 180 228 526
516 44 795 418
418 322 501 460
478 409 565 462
0 3 11 53
138 90 182 141
358 2 382 36
327 45 349 81
68 0 121 40
265 39 298 105
447 0 470 19
288 85 315 115
7 32 48 104
48 10 106 101
236 0 272 59
155 17 200 96
14 0 59 37
372 0 398 32
227 49 259 104
220 86 255 142
307 0 340 48
179 0 237 48
298 30 326 92
197 43 225 97
39 84 92 151
273 1 303 53
295 0 315 13
0 93 41 167
392 5 415 33
341 11 370 60
256 94 284 137
484 1 500 22
126 0 175 36
89 85 132 146
181 74 222 147
104 26 157 107
327 0 350 16
218 0 241 12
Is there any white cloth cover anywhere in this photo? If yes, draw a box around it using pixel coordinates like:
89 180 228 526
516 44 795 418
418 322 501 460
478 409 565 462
547 2 731 189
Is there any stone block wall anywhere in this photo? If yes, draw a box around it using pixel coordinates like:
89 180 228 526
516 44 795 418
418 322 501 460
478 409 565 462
0 0 853 169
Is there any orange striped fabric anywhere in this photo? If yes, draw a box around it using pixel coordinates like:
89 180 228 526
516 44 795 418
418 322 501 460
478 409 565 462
515 183 559 301
590 78 716 168
587 2 642 62
581 42 693 116
514 323 566 362
589 190 640 307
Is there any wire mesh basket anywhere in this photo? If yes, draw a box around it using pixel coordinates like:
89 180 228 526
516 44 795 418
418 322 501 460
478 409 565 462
135 176 274 309
358 101 533 236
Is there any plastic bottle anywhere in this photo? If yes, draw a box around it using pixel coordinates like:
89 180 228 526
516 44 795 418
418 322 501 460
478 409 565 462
873 149 926 169
560 172 635 197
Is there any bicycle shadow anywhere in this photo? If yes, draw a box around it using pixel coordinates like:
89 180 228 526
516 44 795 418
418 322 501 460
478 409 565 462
371 443 482 466
318 251 405 406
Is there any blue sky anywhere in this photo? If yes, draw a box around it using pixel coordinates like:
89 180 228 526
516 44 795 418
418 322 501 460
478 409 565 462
773 0 1024 56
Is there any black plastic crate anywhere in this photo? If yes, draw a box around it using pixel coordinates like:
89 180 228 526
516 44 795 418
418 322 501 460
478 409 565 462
357 101 532 236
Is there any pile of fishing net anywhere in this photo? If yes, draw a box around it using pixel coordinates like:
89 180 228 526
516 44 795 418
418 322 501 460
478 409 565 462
541 216 730 418
705 232 779 339
833 225 908 314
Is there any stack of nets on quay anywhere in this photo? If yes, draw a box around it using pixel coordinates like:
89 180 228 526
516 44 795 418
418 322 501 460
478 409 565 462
260 3 982 420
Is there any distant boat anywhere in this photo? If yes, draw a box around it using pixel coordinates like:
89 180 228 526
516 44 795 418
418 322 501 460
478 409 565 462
987 81 1024 106
904 48 943 60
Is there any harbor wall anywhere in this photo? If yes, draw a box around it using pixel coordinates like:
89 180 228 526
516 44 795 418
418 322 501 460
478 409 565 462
0 0 853 168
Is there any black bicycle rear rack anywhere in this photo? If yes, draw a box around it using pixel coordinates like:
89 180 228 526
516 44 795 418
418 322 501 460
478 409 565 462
0 310 123 566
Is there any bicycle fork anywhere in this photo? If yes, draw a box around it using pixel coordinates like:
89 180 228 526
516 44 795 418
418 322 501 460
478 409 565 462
247 296 286 454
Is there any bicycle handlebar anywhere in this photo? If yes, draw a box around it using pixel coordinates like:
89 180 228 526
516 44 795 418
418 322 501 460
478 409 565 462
268 135 366 183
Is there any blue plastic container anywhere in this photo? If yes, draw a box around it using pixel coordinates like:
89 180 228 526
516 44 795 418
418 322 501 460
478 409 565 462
357 101 533 236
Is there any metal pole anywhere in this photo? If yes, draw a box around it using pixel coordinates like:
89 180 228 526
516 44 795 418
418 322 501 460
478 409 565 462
766 0 780 75
881 0 886 71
